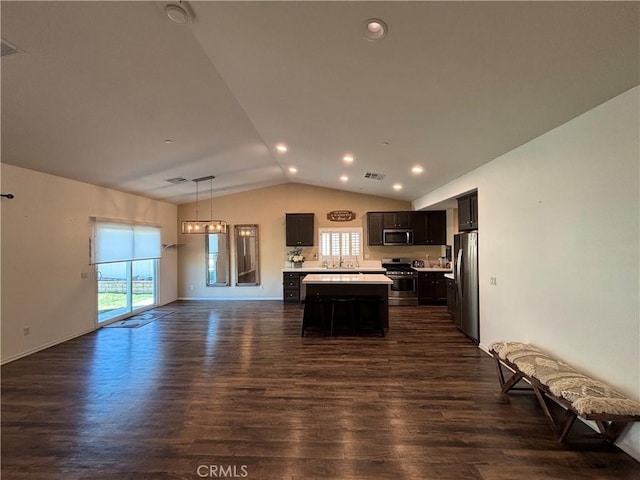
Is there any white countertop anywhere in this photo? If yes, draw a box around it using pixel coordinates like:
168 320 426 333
412 267 452 272
302 273 393 285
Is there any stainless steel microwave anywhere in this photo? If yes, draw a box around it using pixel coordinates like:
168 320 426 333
383 229 414 246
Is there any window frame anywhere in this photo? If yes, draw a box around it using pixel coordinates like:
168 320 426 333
318 227 364 263
96 258 158 325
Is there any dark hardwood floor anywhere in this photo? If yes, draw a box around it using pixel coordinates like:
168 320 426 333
2 301 638 479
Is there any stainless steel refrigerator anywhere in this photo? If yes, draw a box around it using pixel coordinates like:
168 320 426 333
454 231 479 342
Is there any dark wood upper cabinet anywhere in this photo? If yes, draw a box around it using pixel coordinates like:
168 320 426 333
367 210 446 246
367 212 384 245
286 213 314 246
457 192 478 231
382 211 413 229
413 211 447 245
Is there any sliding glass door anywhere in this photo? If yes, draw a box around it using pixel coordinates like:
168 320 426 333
91 219 161 325
97 259 157 324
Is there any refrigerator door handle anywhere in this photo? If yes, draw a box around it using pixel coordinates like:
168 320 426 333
456 248 463 298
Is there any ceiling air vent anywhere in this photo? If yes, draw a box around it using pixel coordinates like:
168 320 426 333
1 39 20 58
165 177 189 184
364 172 386 181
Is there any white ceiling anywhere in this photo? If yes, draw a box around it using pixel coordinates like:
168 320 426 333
2 1 638 205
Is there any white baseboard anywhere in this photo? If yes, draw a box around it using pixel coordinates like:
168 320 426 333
177 296 282 301
1 327 96 365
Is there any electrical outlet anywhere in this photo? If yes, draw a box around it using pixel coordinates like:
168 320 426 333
22 326 30 336
490 276 497 286
80 272 89 279
190 284 194 291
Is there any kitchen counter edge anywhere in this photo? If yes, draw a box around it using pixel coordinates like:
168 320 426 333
282 267 386 273
412 268 453 272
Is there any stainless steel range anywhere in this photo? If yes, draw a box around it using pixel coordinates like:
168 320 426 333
382 258 418 306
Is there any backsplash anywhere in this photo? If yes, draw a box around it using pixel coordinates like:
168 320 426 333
284 245 447 267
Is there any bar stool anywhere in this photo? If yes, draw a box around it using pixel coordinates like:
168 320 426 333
328 296 358 336
355 295 385 337
301 294 328 337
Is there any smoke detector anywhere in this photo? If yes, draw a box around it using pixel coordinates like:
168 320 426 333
165 3 190 24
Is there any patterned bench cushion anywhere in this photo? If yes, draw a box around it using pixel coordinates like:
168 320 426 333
490 341 640 417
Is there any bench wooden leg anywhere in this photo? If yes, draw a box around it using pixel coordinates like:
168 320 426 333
501 371 525 395
531 383 559 433
595 420 629 443
492 351 506 387
492 352 528 402
530 382 581 442
556 409 578 442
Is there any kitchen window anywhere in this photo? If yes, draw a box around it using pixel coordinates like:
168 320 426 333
318 227 363 263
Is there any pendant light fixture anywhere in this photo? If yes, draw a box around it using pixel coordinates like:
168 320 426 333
181 176 228 234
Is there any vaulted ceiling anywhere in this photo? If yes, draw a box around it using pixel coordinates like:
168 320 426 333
2 1 638 204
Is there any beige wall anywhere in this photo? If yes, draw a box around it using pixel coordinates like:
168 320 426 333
1 164 178 363
178 183 448 299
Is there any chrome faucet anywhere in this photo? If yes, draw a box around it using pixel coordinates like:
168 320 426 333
339 255 344 267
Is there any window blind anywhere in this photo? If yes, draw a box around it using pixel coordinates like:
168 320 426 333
92 221 161 264
319 228 362 258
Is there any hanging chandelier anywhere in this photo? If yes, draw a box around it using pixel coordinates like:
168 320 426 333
181 176 228 234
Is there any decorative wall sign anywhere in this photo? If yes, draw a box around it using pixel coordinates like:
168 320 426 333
327 210 356 222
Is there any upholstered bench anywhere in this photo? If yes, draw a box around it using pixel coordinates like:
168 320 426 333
489 341 640 442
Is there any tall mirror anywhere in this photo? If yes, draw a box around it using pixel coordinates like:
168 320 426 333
206 233 230 286
235 225 259 286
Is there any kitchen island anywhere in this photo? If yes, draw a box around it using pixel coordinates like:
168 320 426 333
302 273 393 285
283 266 386 303
302 273 392 333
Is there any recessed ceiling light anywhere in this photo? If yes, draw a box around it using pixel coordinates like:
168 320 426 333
364 18 388 41
164 139 173 144
288 166 298 174
393 183 402 191
276 144 288 153
340 175 349 182
343 154 354 163
411 166 424 174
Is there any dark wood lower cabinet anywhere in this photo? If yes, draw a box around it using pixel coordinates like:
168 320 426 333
283 272 302 303
303 283 389 330
418 272 448 305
